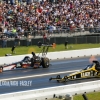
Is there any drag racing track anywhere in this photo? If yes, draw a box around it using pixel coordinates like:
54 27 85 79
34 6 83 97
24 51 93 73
0 56 100 94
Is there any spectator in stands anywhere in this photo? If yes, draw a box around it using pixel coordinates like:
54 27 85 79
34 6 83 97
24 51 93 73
18 0 22 4
0 0 99 44
88 19 94 33
11 27 17 37
3 26 13 37
0 25 3 35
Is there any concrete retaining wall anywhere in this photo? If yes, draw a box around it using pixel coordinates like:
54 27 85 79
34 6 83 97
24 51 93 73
0 80 100 100
0 48 100 65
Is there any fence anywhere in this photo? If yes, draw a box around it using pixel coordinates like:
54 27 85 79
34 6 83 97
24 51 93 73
1 27 100 38
0 36 100 47
0 27 100 47
21 27 100 38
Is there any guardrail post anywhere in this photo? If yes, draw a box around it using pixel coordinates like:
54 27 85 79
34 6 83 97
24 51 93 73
82 93 88 100
53 94 56 98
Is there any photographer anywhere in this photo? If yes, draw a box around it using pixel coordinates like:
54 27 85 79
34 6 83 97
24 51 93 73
14 35 20 46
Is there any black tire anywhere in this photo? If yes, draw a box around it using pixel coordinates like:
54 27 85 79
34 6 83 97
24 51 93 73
30 58 34 67
63 76 68 82
49 77 52 81
56 75 61 82
41 57 49 68
97 72 100 76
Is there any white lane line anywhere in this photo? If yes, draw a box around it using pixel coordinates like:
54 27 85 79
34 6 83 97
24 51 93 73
0 70 80 81
52 59 88 65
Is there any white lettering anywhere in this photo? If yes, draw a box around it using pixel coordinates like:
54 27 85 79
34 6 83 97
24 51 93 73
20 81 32 86
0 81 10 86
10 81 18 86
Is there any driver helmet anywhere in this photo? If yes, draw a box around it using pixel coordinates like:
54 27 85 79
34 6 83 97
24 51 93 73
31 52 36 56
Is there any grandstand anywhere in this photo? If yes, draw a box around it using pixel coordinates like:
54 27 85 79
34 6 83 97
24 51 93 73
0 0 99 47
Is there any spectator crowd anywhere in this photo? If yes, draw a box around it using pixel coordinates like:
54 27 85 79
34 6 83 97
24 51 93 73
0 0 100 47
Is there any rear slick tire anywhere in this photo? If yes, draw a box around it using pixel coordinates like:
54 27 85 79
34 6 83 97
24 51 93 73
56 75 61 82
41 57 49 68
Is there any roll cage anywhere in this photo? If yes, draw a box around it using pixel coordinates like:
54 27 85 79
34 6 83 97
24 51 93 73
93 60 100 71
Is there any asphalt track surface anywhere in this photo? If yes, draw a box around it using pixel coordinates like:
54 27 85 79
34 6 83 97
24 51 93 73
0 56 100 94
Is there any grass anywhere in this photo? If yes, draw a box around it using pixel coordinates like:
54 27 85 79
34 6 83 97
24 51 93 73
73 92 100 100
49 92 100 100
0 43 100 57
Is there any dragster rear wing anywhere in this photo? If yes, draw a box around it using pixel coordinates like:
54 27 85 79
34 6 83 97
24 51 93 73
37 42 56 57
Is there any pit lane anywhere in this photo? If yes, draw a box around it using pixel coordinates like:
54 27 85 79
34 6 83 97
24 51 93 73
0 56 100 94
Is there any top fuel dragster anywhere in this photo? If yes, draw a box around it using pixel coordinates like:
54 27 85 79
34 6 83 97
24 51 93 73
49 60 100 82
0 42 56 73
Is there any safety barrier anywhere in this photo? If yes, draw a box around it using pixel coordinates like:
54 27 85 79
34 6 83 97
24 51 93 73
0 80 100 100
0 47 100 65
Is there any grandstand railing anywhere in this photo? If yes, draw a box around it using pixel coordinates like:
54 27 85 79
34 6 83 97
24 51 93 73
1 27 100 39
18 27 100 37
0 27 100 48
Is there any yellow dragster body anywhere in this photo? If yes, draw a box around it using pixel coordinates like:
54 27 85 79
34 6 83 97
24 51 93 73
49 61 100 82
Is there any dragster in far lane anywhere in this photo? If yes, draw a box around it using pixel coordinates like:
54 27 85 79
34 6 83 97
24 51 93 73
49 60 100 82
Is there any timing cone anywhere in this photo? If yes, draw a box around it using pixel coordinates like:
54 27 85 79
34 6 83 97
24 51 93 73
52 43 56 49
